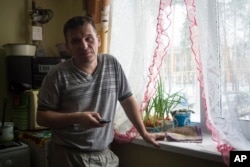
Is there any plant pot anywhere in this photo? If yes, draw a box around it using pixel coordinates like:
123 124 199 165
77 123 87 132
173 112 191 127
146 126 163 133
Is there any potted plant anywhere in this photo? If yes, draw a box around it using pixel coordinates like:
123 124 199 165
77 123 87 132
143 78 166 132
171 108 195 127
143 78 187 132
161 89 187 130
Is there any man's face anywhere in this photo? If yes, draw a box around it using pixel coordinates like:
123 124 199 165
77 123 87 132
66 24 101 63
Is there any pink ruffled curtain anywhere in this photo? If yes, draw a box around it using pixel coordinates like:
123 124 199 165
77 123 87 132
140 0 172 116
113 0 173 143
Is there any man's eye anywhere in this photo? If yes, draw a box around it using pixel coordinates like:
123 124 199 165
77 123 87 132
86 37 94 42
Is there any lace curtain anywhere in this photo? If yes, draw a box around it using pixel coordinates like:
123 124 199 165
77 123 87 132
110 0 161 141
197 0 250 165
110 0 250 165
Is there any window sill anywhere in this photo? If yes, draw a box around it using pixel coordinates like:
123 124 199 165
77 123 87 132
132 132 223 163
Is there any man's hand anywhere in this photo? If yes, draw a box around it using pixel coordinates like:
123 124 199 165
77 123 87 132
78 112 107 129
141 132 166 148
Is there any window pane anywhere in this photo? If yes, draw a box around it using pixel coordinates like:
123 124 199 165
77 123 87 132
161 1 200 122
218 0 250 121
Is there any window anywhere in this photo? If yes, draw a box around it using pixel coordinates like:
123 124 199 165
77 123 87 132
110 1 250 162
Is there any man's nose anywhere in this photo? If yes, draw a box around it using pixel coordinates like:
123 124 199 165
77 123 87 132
81 40 88 49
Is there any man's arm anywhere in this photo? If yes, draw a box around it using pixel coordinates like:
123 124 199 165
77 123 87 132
120 96 165 147
36 109 104 129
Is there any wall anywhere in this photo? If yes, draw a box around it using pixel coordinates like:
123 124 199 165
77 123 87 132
111 141 227 167
0 0 82 120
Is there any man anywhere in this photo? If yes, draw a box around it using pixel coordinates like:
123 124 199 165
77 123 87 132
37 16 165 167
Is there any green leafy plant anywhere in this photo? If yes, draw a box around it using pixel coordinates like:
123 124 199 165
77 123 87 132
143 78 187 128
163 90 187 117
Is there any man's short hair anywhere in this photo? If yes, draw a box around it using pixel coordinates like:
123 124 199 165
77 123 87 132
63 16 97 43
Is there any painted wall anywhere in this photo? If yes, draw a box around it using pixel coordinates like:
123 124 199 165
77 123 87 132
0 0 82 120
